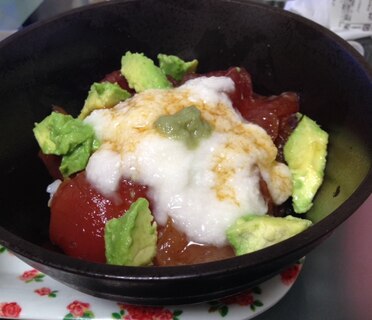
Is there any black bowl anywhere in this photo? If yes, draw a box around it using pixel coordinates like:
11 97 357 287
0 0 371 305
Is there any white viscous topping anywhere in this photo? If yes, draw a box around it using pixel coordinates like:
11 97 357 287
261 163 293 205
84 76 293 246
181 76 235 107
47 179 62 207
86 149 122 196
121 133 267 246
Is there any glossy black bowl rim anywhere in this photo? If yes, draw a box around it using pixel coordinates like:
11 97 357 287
0 0 371 281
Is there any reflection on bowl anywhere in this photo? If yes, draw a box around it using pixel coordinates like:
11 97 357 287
0 0 371 305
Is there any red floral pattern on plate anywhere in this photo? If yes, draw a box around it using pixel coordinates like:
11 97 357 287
0 302 22 318
113 303 182 320
208 287 263 316
280 262 302 285
19 269 45 283
64 300 94 319
0 248 304 320
34 287 58 298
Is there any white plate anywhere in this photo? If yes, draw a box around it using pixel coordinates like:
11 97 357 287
0 245 303 320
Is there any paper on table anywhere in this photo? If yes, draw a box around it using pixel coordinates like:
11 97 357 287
284 0 372 41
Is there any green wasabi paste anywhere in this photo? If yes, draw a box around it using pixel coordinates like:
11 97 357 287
154 106 213 149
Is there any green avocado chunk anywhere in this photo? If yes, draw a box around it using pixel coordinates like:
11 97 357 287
284 114 329 213
104 198 157 266
154 106 213 149
78 82 131 119
121 52 172 92
157 53 198 81
227 215 312 256
33 112 100 177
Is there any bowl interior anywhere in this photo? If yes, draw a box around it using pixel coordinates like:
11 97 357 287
0 0 371 304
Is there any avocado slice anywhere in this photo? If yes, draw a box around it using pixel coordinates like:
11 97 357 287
121 52 172 92
104 198 157 266
33 112 100 177
78 82 131 119
284 114 328 213
157 54 198 81
227 214 312 256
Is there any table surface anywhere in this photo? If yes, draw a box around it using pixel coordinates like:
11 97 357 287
3 1 372 319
